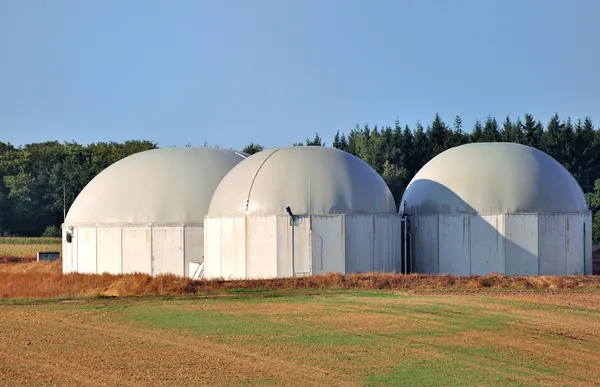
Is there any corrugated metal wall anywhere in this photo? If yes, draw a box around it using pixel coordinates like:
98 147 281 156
203 214 403 280
412 213 593 276
62 224 205 277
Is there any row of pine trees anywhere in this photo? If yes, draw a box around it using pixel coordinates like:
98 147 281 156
245 113 600 205
1 112 599 241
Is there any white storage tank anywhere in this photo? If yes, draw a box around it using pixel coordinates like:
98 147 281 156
62 147 247 276
401 142 593 276
204 146 401 279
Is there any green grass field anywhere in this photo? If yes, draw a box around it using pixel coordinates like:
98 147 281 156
2 288 599 386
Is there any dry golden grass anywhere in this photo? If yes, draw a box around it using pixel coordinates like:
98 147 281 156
0 261 190 298
1 260 600 299
0 260 62 274
194 272 600 292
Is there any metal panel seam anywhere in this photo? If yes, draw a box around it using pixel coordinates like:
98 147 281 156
244 216 248 278
468 215 472 275
150 223 154 276
182 225 186 277
536 215 541 276
436 215 440 275
120 228 124 273
564 215 568 275
502 214 507 275
95 227 98 274
308 215 312 275
342 215 346 274
372 215 375 272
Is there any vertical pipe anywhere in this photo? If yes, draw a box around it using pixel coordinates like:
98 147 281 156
244 217 248 279
308 216 312 275
584 222 587 275
403 216 408 275
121 227 124 274
307 167 311 276
342 215 346 274
182 225 186 277
150 223 154 276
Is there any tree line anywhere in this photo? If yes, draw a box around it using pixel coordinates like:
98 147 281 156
1 112 599 242
0 140 157 237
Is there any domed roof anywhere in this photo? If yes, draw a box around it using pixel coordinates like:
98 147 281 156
207 146 397 217
66 147 247 225
401 142 588 215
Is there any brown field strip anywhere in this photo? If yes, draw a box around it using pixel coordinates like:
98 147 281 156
2 284 600 385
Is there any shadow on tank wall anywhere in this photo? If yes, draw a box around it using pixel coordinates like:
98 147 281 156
404 179 592 276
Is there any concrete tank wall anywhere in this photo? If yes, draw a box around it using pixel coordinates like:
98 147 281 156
203 214 402 280
62 224 204 277
412 213 592 276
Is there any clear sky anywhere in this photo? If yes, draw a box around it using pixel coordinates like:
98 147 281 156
1 0 599 150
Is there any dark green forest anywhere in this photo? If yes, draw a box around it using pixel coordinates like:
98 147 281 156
1 113 599 243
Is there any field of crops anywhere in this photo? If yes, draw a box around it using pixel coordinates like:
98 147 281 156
0 237 61 263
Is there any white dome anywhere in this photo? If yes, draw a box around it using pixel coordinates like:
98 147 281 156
402 142 588 215
208 146 397 217
66 147 247 225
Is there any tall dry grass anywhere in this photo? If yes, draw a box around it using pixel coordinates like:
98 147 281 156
1 260 600 299
191 272 600 293
0 261 191 298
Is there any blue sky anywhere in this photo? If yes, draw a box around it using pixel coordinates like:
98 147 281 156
1 0 599 150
